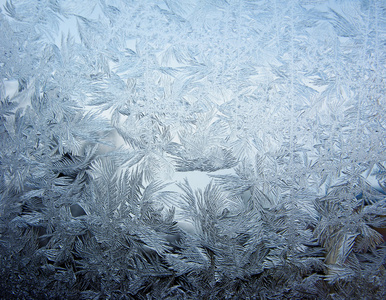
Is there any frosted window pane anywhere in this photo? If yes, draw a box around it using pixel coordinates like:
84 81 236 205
0 0 385 298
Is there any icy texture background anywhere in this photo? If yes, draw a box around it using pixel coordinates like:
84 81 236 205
0 0 385 299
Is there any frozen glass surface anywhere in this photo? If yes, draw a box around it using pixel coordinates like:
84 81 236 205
0 0 385 298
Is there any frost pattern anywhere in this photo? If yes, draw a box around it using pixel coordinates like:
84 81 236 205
0 0 385 299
